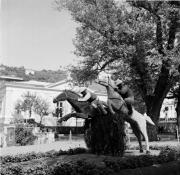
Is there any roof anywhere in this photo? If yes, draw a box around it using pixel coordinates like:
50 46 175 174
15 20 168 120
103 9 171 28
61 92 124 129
0 78 107 95
46 80 67 88
0 75 24 81
17 80 51 87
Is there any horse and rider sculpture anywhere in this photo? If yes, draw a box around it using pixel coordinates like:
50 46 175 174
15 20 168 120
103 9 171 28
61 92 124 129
53 71 155 154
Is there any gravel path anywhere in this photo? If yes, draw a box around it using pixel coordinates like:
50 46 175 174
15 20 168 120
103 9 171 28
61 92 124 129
0 140 86 156
0 140 179 156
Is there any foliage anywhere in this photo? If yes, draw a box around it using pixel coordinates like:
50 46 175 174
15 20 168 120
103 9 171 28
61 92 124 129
15 125 37 146
28 69 67 83
54 0 180 141
159 145 180 160
128 144 180 152
1 146 180 175
0 64 67 83
0 148 88 164
33 97 50 124
55 0 180 96
15 92 38 118
11 113 24 124
0 162 49 175
14 92 51 124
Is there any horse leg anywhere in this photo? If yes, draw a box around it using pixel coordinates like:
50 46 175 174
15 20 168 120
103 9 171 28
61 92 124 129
97 101 107 115
133 115 150 154
138 120 150 154
107 101 116 115
58 112 88 123
130 122 143 153
142 130 150 154
58 113 72 123
75 112 89 119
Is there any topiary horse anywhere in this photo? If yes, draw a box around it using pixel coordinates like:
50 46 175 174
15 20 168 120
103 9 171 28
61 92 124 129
53 90 125 156
97 71 155 153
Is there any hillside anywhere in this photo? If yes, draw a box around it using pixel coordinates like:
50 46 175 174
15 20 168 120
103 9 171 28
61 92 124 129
0 64 67 83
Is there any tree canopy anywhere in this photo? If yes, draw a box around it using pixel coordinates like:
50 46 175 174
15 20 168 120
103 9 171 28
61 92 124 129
55 0 180 140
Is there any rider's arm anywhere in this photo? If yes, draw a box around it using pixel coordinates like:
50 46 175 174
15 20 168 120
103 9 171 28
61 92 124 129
78 90 91 101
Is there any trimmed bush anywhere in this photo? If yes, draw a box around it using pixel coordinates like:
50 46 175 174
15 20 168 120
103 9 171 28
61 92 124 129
1 146 179 175
15 125 37 146
0 148 87 164
0 162 49 175
128 144 180 151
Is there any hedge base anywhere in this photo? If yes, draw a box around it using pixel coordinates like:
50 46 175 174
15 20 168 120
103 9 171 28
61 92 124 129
84 111 126 156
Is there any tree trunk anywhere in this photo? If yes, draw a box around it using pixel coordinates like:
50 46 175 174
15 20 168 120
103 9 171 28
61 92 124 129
146 100 161 141
145 89 170 141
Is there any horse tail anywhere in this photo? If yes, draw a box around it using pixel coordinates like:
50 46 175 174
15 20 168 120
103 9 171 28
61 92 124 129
144 113 155 126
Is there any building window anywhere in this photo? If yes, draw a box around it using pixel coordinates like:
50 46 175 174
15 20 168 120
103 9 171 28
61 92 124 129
56 101 63 118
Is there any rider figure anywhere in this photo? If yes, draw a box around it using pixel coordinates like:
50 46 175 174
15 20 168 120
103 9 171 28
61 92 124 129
114 79 134 115
72 86 107 114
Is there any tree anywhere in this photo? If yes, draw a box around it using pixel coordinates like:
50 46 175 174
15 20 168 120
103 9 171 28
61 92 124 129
55 0 180 140
15 92 50 125
0 64 67 83
127 0 180 140
15 92 37 118
33 97 50 125
15 125 37 146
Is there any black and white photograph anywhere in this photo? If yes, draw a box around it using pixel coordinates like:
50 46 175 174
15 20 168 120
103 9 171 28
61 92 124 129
0 0 180 174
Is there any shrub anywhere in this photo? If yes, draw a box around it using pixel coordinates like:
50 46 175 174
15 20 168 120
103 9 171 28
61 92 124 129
50 160 113 175
15 125 37 146
0 151 179 175
1 146 179 175
128 144 180 152
0 164 23 175
0 148 88 164
158 146 180 162
0 162 49 175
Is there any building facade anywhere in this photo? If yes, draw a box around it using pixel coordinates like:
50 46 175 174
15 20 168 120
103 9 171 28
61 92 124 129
0 75 177 146
0 80 106 126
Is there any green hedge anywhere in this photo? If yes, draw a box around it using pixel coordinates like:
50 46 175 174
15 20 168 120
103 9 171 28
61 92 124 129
0 147 87 164
15 125 37 146
128 144 180 151
0 146 180 175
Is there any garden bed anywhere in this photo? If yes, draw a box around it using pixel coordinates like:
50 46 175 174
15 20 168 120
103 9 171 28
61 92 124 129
0 145 180 175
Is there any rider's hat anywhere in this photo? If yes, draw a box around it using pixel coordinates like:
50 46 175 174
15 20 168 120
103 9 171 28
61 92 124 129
72 86 86 93
115 79 123 86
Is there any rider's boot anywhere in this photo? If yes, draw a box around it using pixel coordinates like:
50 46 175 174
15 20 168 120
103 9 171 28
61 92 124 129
127 104 133 115
101 107 107 115
97 104 107 115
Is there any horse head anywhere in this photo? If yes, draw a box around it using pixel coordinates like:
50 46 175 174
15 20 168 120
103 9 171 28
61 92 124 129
97 71 117 88
53 89 89 113
53 90 80 103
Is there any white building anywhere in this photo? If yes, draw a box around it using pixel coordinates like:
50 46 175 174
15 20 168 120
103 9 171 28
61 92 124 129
0 76 107 147
0 76 107 127
160 98 177 121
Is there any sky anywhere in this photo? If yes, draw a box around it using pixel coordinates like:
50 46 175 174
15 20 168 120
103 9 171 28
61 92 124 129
0 0 79 70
